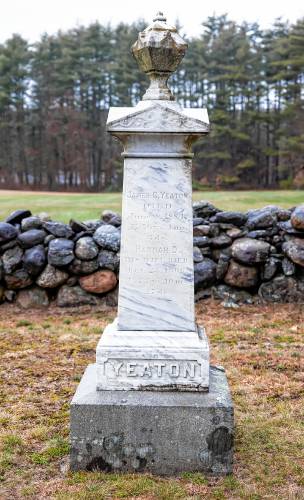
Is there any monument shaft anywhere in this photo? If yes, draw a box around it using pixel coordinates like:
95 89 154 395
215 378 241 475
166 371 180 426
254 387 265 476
118 156 195 331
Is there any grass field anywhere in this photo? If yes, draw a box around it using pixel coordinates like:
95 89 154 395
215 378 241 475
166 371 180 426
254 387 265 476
0 301 303 499
0 190 303 222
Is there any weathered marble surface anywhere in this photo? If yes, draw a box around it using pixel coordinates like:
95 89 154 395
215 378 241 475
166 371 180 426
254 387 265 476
118 157 195 331
96 319 209 391
107 101 209 134
107 100 209 333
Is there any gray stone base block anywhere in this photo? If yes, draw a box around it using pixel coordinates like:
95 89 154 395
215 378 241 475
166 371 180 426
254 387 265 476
96 320 209 391
70 364 234 475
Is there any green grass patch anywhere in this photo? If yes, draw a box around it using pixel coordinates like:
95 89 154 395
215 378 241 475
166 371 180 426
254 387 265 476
1 435 24 454
31 437 69 465
0 189 302 222
181 471 208 484
16 320 32 327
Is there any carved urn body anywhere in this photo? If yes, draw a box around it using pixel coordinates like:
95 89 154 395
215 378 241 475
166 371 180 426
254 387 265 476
132 12 188 100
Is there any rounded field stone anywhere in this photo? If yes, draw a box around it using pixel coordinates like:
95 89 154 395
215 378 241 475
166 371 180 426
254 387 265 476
66 276 78 286
23 245 46 276
246 206 278 229
83 220 105 231
44 221 73 238
44 234 55 245
98 250 120 271
21 216 42 231
48 238 74 267
16 286 49 309
216 254 230 280
212 246 232 262
291 205 304 231
193 246 203 263
105 286 118 307
36 264 69 288
226 227 243 239
18 229 46 249
75 237 99 260
69 258 99 275
2 246 23 273
193 201 219 218
0 238 19 252
212 284 253 304
73 231 93 242
93 225 120 251
277 209 292 221
193 236 210 248
0 222 18 244
258 275 304 302
193 224 211 236
261 257 279 281
102 210 122 227
224 259 258 288
282 238 304 267
69 219 89 233
211 234 232 248
5 209 31 225
278 220 302 235
57 285 100 307
282 257 295 276
213 211 247 227
194 258 217 290
79 270 117 294
192 217 205 227
246 230 268 239
232 237 270 265
5 268 33 289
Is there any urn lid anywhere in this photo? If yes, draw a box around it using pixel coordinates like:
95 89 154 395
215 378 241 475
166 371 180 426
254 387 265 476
132 12 188 101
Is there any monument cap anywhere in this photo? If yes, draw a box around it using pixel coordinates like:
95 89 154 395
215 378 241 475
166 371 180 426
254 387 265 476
132 12 188 101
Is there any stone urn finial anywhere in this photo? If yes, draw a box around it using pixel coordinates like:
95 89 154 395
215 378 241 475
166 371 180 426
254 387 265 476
131 12 188 101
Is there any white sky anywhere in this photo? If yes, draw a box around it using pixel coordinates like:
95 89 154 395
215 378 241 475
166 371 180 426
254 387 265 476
0 0 303 43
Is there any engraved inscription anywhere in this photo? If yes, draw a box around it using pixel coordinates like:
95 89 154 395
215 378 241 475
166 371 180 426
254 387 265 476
105 360 201 379
118 157 195 331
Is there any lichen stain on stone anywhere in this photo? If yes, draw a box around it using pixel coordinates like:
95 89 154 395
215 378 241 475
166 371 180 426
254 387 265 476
85 442 92 453
206 426 234 455
198 426 234 473
84 433 156 472
86 455 113 472
103 433 124 452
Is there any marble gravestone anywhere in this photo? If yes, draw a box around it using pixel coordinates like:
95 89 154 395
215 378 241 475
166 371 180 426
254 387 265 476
70 13 234 475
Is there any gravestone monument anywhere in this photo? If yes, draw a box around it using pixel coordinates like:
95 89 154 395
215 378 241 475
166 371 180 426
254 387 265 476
70 13 234 475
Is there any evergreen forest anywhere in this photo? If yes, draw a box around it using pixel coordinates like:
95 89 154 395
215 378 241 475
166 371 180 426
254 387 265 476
0 15 304 191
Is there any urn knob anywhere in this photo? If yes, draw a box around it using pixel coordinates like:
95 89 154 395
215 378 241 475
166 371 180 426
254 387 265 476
132 12 188 101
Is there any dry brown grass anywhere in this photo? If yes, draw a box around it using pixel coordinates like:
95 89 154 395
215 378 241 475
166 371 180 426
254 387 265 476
0 301 303 499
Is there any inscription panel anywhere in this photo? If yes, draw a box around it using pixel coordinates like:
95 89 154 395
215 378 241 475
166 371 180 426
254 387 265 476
98 358 205 389
96 323 210 391
118 158 195 331
104 359 201 379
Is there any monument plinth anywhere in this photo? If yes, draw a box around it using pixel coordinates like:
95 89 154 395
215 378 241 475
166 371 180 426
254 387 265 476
70 13 234 475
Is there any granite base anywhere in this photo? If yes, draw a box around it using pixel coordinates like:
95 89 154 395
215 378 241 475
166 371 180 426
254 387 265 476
70 363 234 475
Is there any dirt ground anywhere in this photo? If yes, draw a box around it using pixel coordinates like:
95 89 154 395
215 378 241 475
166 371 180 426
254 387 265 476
0 300 303 499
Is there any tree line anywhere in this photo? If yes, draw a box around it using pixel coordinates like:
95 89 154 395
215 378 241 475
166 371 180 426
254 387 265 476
0 15 303 191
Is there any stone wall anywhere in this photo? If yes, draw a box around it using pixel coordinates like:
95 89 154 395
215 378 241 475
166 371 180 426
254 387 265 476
0 203 304 309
